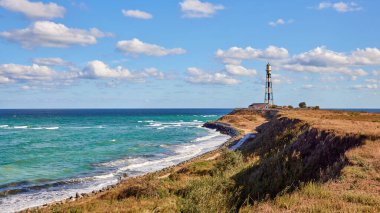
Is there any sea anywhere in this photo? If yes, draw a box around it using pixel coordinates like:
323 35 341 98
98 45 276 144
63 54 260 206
0 109 232 212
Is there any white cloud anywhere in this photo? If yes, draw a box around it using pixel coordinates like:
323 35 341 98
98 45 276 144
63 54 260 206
32 57 71 66
290 46 349 66
280 63 367 76
122 9 153 20
302 84 314 89
351 48 380 65
351 84 378 90
289 46 380 67
0 60 165 88
216 46 289 64
365 79 378 84
317 1 361 13
278 46 380 77
0 21 112 48
320 75 345 82
0 0 65 19
0 63 58 84
225 64 257 76
186 67 239 85
81 60 165 81
373 70 380 76
269 18 294 27
180 0 224 18
117 38 186 57
271 74 292 84
0 76 14 84
216 45 380 78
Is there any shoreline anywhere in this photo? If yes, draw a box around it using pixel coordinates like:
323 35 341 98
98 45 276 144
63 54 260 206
18 118 244 212
18 108 380 212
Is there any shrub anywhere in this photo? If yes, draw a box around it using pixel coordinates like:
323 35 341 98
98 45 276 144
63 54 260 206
288 105 293 109
212 149 243 175
179 176 236 212
299 102 307 108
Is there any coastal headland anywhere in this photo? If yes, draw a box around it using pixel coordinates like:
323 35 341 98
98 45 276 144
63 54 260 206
25 108 380 212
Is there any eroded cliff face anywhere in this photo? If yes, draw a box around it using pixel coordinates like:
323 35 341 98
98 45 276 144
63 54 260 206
211 110 379 212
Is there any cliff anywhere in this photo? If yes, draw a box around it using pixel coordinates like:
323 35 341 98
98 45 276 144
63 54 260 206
29 109 380 212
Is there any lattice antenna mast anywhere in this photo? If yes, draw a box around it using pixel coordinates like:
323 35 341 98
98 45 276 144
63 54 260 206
264 63 274 105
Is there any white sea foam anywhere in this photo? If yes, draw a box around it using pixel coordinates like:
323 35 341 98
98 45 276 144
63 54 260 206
45 127 59 130
29 127 59 130
0 125 9 128
145 120 203 130
115 128 229 175
0 126 230 213
14 126 28 129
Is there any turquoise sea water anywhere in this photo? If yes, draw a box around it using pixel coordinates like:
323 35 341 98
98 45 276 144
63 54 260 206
0 109 231 212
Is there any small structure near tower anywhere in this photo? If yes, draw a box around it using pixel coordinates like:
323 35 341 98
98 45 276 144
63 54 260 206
264 63 274 105
248 63 274 110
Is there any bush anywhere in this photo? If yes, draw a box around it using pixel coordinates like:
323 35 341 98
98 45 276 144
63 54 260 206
212 149 243 175
288 105 293 109
299 102 307 108
313 106 320 110
179 149 243 212
179 176 236 212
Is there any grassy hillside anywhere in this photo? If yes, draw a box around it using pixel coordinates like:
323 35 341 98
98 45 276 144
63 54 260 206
29 109 380 212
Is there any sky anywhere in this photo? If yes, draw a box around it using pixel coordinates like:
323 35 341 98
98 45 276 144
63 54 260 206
0 0 379 109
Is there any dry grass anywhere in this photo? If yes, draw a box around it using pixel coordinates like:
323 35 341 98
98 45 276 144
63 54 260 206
217 109 267 134
280 109 380 137
29 109 380 213
242 139 380 213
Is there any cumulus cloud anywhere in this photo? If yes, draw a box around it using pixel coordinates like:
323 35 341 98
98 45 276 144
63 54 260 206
32 57 71 66
351 48 380 65
224 64 257 76
373 70 380 76
268 18 294 27
277 46 380 77
275 46 380 77
317 1 361 13
180 0 224 18
122 9 153 19
216 46 289 65
0 60 166 88
81 60 165 81
0 0 65 19
186 67 239 85
288 46 380 67
216 45 380 79
0 63 62 84
0 21 112 48
117 38 186 57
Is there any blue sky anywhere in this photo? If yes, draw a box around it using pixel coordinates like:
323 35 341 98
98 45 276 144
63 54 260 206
0 0 379 108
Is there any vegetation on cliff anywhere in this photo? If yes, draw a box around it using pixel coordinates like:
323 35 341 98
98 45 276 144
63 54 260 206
32 109 380 212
